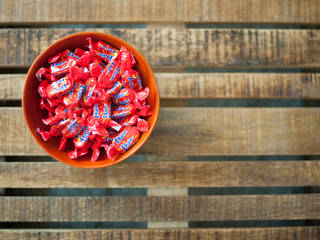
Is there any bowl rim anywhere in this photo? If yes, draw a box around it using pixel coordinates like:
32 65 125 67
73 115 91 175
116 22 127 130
22 31 160 168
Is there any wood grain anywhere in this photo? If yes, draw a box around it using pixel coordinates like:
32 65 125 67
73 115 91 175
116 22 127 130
1 0 320 24
1 161 320 188
1 194 320 221
1 29 320 68
2 73 320 100
1 107 319 156
1 228 320 240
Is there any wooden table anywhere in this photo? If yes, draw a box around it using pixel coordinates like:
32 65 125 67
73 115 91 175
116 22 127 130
0 0 320 239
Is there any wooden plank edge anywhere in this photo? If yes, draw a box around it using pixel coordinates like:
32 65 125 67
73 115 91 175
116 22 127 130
0 227 320 240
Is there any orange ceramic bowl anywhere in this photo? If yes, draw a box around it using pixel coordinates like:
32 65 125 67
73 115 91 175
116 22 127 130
23 32 159 168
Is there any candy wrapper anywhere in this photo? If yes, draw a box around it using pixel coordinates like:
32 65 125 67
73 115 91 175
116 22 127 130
113 87 149 109
45 76 74 99
113 88 135 105
112 103 136 119
63 82 86 107
74 48 86 57
37 118 70 141
50 57 77 78
105 81 122 97
90 135 106 162
36 68 51 82
69 127 91 159
88 101 122 134
137 118 149 132
82 78 99 107
119 114 139 126
114 46 136 72
38 80 49 98
48 49 79 64
88 37 118 63
107 126 140 160
40 98 55 113
97 60 122 88
139 105 152 117
89 62 103 79
121 69 143 91
59 118 86 151
92 101 112 126
70 66 89 81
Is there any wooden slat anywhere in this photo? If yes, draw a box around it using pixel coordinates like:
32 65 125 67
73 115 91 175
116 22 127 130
1 107 319 156
157 73 320 99
1 194 320 221
1 161 320 188
1 0 320 24
2 73 320 100
1 29 320 68
1 228 320 240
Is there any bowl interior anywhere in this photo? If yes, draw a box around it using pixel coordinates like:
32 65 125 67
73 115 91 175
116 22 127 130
23 32 159 168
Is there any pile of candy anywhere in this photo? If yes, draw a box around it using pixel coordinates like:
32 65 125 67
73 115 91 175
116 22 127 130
36 38 151 161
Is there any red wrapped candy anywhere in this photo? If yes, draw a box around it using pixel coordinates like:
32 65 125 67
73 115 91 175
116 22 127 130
87 117 109 136
89 62 103 79
42 114 65 126
97 60 122 88
113 88 135 105
36 68 51 82
45 76 74 99
134 87 150 109
63 49 79 60
69 127 91 159
38 80 49 98
139 105 152 117
90 135 106 162
121 69 143 91
105 81 122 97
107 126 140 160
74 48 86 57
119 114 139 126
137 118 149 132
88 101 122 133
82 78 99 107
92 101 111 125
115 46 136 72
63 82 86 107
50 57 77 78
112 103 136 119
40 98 55 113
88 37 118 63
48 49 79 64
59 118 86 151
37 118 70 141
70 66 88 81
103 131 118 145
54 105 70 118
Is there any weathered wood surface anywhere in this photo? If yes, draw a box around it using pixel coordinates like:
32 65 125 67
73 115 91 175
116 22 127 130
1 194 320 221
1 228 320 240
1 29 320 68
1 0 320 24
1 161 320 188
1 108 319 156
2 73 320 100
